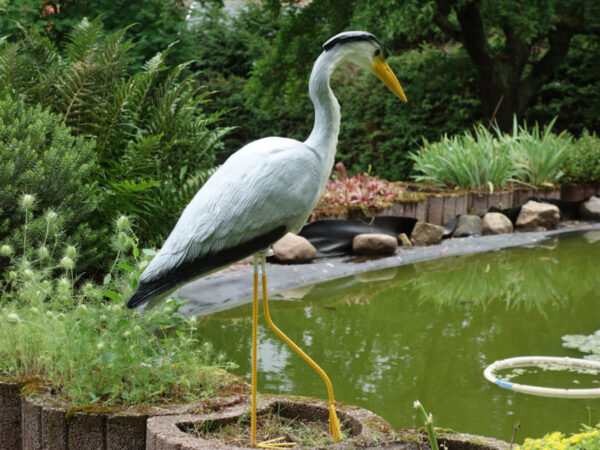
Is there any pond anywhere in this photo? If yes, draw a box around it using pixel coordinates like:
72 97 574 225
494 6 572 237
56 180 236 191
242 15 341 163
195 230 600 442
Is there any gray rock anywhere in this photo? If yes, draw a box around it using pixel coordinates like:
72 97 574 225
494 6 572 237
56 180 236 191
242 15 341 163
482 212 513 235
272 233 317 263
516 200 560 230
453 214 484 237
410 222 445 246
579 195 600 220
352 233 398 256
398 233 412 247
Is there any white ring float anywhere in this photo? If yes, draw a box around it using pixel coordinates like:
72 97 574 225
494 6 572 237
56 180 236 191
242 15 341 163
484 356 600 398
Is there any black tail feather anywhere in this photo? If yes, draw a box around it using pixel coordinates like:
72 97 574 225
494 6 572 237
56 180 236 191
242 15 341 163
126 225 287 309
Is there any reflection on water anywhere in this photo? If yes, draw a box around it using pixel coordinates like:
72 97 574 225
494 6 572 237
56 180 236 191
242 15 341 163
196 231 600 441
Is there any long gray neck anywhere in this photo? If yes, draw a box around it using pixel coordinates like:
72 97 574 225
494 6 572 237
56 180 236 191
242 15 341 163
304 50 342 165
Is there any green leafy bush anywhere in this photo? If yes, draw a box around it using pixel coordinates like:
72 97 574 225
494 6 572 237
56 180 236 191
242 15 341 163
0 207 237 406
562 130 600 184
518 424 600 449
0 18 231 246
0 91 104 270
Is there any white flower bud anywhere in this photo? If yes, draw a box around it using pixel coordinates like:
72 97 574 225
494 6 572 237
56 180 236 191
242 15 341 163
37 246 49 260
20 194 35 210
60 256 74 270
46 210 58 224
30 307 40 314
115 232 130 251
413 400 422 409
6 312 20 323
427 413 433 424
23 269 34 280
116 215 130 231
57 277 70 289
0 244 13 257
8 271 17 281
64 245 77 259
45 311 54 318
97 342 105 350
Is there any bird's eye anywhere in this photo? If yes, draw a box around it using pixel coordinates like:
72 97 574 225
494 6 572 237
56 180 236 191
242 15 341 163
374 49 381 57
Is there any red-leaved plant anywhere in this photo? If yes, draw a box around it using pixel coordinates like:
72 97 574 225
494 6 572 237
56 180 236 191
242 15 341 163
317 164 403 209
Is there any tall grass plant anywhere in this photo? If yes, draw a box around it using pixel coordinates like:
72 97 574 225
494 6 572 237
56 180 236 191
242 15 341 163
0 200 237 406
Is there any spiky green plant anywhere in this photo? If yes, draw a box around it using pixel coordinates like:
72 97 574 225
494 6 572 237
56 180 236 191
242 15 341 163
0 207 238 406
409 124 513 192
508 117 571 186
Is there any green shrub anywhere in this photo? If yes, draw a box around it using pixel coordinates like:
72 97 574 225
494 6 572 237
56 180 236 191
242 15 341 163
519 424 600 449
562 130 600 184
0 18 231 247
0 91 104 271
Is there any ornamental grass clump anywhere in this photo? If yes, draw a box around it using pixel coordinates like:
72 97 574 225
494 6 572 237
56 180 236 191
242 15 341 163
410 117 570 191
508 117 571 187
409 124 512 192
0 203 237 406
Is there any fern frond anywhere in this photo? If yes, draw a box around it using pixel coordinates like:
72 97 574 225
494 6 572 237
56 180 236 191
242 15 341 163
64 17 103 62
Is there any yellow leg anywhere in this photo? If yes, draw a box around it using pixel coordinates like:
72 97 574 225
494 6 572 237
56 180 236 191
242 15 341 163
251 256 296 449
260 256 344 443
251 258 259 447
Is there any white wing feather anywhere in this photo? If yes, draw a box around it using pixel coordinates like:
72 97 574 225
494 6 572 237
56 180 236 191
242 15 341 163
140 137 322 282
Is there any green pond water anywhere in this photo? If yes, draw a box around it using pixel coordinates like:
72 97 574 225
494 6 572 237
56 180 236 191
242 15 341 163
196 230 600 442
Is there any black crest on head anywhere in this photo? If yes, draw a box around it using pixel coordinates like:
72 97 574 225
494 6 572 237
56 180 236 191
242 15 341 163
322 31 386 57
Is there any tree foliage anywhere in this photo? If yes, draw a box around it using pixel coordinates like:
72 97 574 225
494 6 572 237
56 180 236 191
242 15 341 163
247 0 600 131
0 0 192 69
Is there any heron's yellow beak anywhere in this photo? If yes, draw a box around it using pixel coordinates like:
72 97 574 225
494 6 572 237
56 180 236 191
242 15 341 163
372 59 407 103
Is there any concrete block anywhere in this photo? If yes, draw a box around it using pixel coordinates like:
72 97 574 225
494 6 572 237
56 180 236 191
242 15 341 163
0 381 23 450
22 396 43 450
68 411 106 450
41 404 68 449
107 413 147 450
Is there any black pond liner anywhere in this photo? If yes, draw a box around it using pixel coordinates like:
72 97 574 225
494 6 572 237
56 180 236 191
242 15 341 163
298 216 417 257
300 196 596 256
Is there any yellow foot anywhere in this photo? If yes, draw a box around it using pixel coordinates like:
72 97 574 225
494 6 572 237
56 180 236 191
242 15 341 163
255 436 296 448
329 404 344 443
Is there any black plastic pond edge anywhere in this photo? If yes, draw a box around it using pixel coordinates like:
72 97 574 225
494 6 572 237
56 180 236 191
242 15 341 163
176 222 600 317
